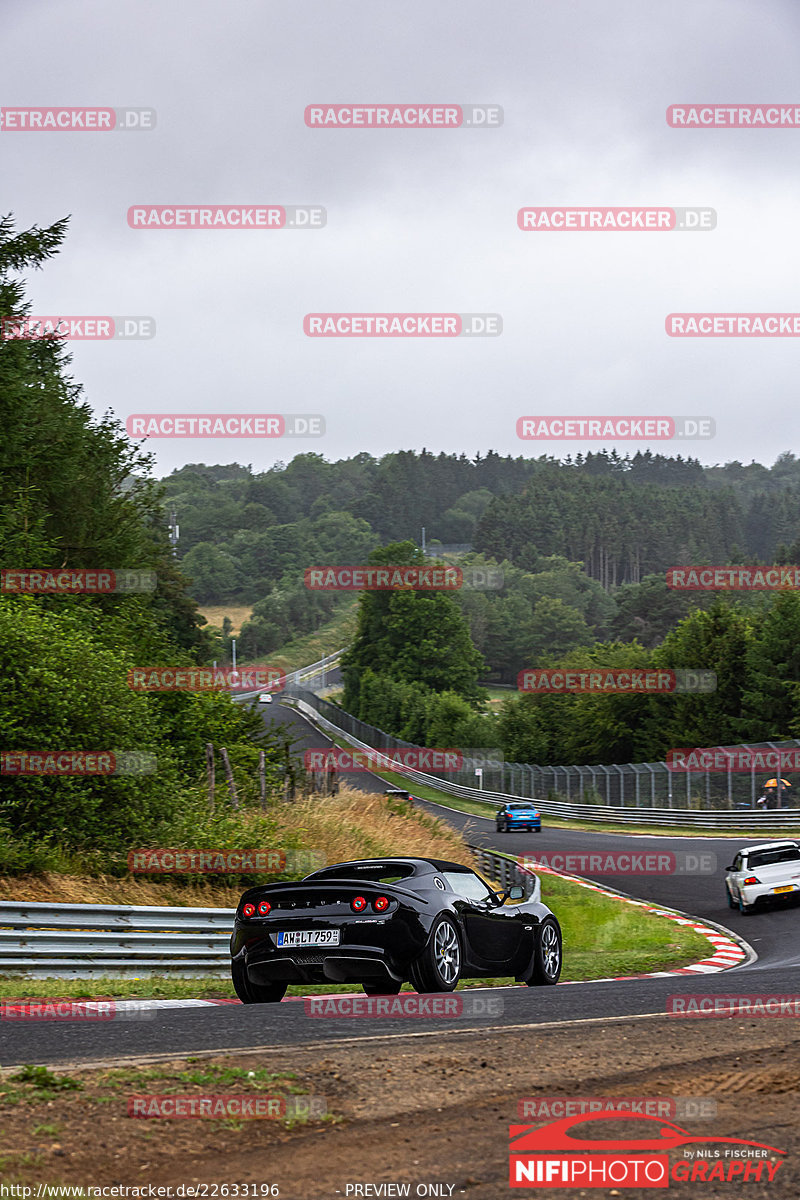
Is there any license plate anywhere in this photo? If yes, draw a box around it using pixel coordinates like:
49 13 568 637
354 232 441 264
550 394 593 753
276 930 340 948
773 885 794 894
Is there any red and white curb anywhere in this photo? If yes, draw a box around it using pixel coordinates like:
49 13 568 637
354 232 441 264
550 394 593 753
527 863 750 982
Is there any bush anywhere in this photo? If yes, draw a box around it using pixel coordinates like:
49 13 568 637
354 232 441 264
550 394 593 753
0 598 282 856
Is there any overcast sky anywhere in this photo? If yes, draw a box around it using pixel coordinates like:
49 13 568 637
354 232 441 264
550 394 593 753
4 0 800 478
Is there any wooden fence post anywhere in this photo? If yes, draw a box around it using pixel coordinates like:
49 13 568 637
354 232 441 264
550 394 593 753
219 747 239 808
205 743 215 810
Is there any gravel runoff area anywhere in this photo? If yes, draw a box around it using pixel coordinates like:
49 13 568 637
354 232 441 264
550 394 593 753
0 1014 797 1198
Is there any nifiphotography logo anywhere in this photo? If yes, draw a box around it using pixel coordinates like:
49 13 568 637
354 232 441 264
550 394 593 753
508 1112 786 1187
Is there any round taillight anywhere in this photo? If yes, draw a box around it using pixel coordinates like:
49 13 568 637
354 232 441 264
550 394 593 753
257 900 272 916
242 903 256 918
351 896 368 913
373 896 389 913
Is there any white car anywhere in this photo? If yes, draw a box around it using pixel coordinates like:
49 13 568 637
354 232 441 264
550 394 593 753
725 840 800 914
258 693 273 704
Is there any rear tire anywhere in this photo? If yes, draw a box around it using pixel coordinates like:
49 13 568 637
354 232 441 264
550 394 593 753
410 916 461 992
738 893 754 915
362 980 402 996
726 885 737 909
524 917 562 986
231 960 287 1004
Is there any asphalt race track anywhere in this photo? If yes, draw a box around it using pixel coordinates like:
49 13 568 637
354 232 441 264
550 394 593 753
3 700 799 1068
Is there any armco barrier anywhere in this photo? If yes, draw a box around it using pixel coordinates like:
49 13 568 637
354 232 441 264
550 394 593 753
0 851 531 977
0 901 235 978
232 648 345 702
470 846 541 903
287 689 800 829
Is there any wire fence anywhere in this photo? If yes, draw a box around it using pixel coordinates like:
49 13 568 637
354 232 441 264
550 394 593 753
283 686 800 813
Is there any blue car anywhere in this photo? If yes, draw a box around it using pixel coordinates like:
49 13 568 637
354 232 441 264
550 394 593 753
496 802 542 833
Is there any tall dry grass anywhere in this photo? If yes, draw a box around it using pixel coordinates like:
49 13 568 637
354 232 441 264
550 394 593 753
274 788 471 868
0 786 474 906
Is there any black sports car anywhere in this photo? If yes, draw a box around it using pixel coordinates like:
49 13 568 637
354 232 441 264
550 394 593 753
230 856 562 1003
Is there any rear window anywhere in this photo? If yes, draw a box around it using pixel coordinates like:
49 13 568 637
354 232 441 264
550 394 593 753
747 847 800 869
310 863 417 884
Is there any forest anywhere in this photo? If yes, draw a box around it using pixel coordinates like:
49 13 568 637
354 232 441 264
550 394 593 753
161 450 800 676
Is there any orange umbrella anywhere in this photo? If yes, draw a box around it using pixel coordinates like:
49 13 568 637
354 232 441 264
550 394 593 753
765 778 791 788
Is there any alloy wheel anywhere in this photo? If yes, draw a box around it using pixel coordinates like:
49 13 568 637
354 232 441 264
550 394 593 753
434 920 461 985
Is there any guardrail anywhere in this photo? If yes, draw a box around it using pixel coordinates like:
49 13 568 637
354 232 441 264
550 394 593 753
469 846 540 902
0 901 235 978
232 648 345 703
290 691 800 829
0 854 534 977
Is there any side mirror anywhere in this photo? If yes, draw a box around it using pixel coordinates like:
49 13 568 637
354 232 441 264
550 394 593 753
725 865 736 872
495 884 525 904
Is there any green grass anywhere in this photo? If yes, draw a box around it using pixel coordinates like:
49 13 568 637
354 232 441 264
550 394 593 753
0 1066 84 1106
0 1063 325 1132
537 870 710 978
251 602 358 675
97 1063 297 1090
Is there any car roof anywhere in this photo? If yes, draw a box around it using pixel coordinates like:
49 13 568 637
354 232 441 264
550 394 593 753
739 840 799 854
305 857 475 878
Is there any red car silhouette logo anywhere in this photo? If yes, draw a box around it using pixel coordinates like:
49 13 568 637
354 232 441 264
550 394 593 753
510 1111 785 1155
